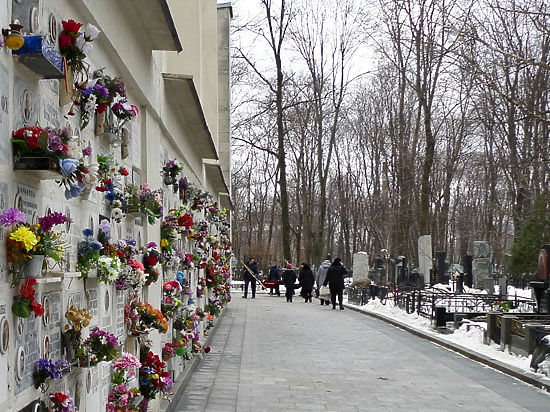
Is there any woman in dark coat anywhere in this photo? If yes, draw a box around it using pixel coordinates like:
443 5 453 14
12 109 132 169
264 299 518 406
323 257 346 310
282 263 297 302
299 263 315 303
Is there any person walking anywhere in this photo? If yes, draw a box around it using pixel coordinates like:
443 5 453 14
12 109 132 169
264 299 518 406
268 262 281 296
323 257 346 310
316 259 331 306
282 263 297 302
299 263 315 303
242 257 259 299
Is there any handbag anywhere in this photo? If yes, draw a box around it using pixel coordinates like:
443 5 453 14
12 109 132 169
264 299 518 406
319 285 331 297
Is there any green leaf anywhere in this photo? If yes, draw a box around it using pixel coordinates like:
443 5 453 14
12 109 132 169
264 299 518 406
37 132 49 151
12 301 31 318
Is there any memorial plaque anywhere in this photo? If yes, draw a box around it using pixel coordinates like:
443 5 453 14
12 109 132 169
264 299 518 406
115 290 125 340
14 316 40 394
0 64 9 165
86 289 99 326
42 291 62 360
14 183 41 223
14 76 39 128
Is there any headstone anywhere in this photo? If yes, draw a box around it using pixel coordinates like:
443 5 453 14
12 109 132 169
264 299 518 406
418 235 432 285
473 241 491 258
473 258 491 289
483 278 495 294
499 277 508 298
473 241 491 289
352 252 369 281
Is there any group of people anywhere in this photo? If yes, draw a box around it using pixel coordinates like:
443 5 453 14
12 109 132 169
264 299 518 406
241 257 347 310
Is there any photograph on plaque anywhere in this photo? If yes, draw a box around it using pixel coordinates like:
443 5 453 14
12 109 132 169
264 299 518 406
0 316 8 354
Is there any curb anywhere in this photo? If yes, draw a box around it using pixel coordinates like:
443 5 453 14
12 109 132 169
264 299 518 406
161 308 227 412
344 302 550 393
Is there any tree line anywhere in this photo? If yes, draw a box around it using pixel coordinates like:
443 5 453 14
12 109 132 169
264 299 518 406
231 0 550 276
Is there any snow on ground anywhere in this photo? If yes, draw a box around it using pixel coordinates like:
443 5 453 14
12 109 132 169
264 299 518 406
345 296 543 375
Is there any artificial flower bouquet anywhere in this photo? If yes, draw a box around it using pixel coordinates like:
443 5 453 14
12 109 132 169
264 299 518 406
48 391 78 412
107 353 142 412
125 295 168 336
116 258 146 291
62 304 92 361
77 228 102 278
11 277 44 318
12 125 96 199
125 184 163 224
96 255 123 284
139 346 172 403
142 242 163 286
78 327 119 366
162 159 184 189
161 280 183 318
59 18 100 74
33 358 70 389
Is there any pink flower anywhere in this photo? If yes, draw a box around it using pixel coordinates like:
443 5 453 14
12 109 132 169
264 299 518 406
115 384 127 393
106 402 115 412
119 394 129 407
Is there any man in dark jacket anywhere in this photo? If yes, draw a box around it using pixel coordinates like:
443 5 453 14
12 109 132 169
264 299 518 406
323 257 346 310
282 263 297 302
299 263 315 303
243 258 259 299
268 263 281 296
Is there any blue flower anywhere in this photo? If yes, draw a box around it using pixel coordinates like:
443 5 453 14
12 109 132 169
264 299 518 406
90 241 103 251
65 188 72 200
70 183 83 198
59 158 79 177
82 228 93 237
105 192 115 202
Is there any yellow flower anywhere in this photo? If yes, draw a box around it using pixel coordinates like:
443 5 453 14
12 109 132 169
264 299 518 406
10 226 38 251
160 239 169 248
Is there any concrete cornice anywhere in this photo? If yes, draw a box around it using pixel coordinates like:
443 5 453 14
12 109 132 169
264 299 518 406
162 73 219 161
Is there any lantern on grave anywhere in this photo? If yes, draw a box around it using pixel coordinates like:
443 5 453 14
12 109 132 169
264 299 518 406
3 24 25 50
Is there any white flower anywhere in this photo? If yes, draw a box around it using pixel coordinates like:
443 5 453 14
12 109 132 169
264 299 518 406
85 24 101 41
66 140 81 159
81 43 93 56
107 271 118 281
75 34 86 51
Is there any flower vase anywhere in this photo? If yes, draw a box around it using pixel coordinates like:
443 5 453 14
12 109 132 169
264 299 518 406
24 255 45 278
59 66 75 106
95 111 105 135
121 128 130 160
103 131 122 147
61 331 77 362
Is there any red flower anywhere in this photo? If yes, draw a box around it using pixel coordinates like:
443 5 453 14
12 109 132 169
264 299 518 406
177 213 194 229
59 32 72 50
62 19 82 35
96 102 107 114
145 256 158 266
30 300 44 317
26 133 40 149
204 346 211 353
26 278 37 287
52 392 69 404
96 186 108 192
20 285 35 299
119 167 129 176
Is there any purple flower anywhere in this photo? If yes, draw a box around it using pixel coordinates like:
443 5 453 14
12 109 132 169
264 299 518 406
82 145 92 156
47 132 64 152
38 212 68 232
0 208 26 227
147 242 157 248
99 219 111 234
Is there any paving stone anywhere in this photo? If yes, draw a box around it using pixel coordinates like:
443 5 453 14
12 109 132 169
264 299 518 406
170 294 550 411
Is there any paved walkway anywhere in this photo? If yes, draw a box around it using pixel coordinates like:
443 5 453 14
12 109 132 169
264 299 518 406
171 294 550 411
